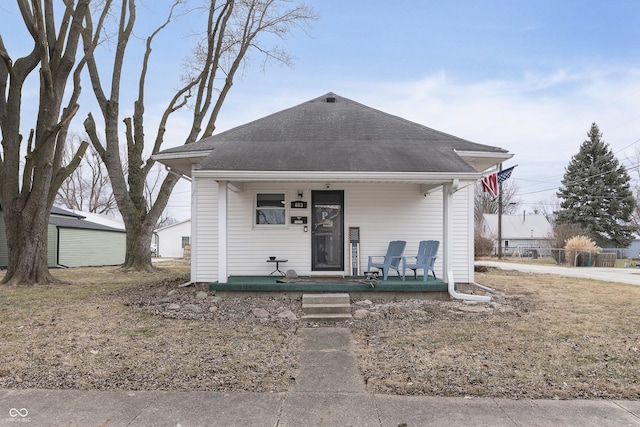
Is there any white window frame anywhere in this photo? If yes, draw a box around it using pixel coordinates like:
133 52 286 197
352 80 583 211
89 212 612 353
254 192 287 227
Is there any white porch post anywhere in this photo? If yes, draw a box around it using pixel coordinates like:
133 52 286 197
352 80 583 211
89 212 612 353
217 180 228 283
190 171 198 283
442 182 454 278
443 180 491 302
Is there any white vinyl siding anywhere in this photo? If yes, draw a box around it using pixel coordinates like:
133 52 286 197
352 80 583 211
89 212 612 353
193 179 475 283
0 221 58 268
57 228 125 267
193 179 219 282
0 212 122 268
228 184 308 277
47 224 57 267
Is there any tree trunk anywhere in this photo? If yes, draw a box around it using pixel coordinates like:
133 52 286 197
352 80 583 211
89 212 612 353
122 219 156 270
0 1 92 286
1 205 57 286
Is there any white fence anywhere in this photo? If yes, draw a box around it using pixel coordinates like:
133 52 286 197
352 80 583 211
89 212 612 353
497 246 619 267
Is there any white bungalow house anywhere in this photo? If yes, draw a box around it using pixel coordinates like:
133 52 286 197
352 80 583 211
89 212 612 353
481 213 553 256
153 93 513 298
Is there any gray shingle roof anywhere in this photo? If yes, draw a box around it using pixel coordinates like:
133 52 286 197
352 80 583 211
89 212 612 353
482 214 553 240
158 92 509 174
48 216 125 232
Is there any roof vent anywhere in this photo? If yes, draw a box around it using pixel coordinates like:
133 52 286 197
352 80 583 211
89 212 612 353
325 96 336 103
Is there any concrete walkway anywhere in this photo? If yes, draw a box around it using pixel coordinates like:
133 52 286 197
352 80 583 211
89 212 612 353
2 327 640 426
476 260 640 286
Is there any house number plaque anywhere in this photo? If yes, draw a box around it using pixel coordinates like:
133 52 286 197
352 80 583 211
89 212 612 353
291 201 307 209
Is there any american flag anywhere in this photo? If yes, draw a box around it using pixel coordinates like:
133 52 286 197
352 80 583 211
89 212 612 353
482 166 516 197
497 166 515 184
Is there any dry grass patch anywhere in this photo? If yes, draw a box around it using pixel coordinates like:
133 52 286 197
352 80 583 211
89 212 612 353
353 268 640 399
0 261 299 392
1 263 639 399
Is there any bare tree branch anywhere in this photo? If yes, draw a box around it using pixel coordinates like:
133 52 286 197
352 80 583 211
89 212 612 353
81 0 315 270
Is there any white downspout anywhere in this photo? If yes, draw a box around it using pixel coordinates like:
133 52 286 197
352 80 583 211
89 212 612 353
444 180 491 302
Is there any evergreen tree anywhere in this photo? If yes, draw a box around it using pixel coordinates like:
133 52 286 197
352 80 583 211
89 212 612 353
556 123 637 247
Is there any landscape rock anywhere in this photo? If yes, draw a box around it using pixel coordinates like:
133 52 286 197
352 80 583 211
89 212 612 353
355 299 373 307
184 304 203 313
277 310 297 320
353 308 370 319
166 303 181 311
252 307 270 318
195 291 208 300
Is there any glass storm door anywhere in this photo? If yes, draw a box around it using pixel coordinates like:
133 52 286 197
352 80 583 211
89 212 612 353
311 190 344 271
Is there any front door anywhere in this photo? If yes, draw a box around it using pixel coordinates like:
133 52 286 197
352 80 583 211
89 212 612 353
311 190 344 271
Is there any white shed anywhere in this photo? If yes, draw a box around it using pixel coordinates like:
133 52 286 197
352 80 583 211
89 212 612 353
153 220 191 258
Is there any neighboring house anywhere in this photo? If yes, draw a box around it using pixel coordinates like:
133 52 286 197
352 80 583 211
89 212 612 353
0 207 126 268
615 234 640 259
481 213 553 256
153 92 512 288
153 220 191 258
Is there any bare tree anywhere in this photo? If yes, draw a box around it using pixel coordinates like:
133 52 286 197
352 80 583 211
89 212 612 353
532 196 561 226
82 0 316 270
0 1 96 285
56 133 117 214
474 180 521 227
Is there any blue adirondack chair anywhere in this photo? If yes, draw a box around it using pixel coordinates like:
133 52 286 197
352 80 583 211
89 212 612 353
402 240 440 281
367 240 406 280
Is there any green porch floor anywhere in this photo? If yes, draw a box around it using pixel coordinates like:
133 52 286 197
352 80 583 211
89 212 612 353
208 275 448 293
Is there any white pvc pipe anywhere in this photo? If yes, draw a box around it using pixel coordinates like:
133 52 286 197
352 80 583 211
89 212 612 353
448 270 491 302
472 282 496 293
442 180 491 302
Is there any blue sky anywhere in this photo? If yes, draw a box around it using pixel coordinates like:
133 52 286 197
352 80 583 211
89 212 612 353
206 0 640 219
3 1 640 220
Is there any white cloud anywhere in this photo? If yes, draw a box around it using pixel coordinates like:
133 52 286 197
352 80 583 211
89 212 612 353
212 67 640 209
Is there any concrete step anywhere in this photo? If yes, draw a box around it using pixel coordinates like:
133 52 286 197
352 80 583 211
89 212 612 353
302 293 352 322
301 313 353 322
302 293 350 305
302 303 352 315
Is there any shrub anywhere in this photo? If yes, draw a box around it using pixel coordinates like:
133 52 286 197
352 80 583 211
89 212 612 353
549 223 585 263
474 230 494 258
565 235 600 266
